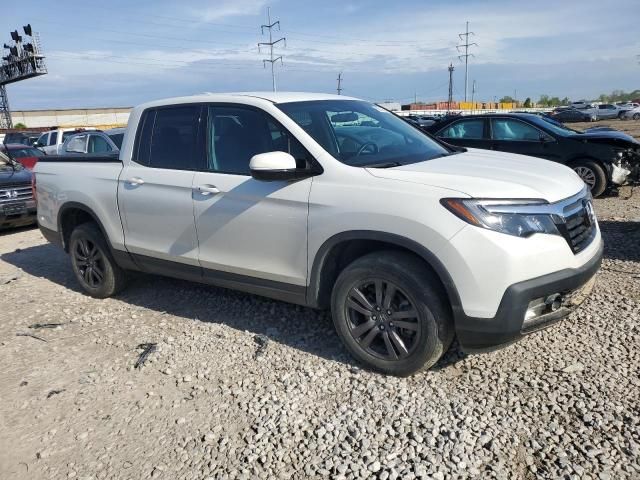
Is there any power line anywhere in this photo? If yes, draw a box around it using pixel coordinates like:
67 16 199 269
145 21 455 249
336 72 343 95
456 21 477 102
258 7 286 92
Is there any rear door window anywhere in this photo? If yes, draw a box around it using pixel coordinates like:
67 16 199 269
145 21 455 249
66 135 87 153
148 106 203 170
438 119 485 139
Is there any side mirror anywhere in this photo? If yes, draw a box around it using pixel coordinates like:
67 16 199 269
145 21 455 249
249 151 298 181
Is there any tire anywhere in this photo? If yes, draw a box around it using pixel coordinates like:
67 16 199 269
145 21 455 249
69 222 128 298
571 159 607 197
634 113 640 120
331 251 454 376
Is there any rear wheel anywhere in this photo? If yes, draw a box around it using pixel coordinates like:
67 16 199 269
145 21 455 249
634 113 640 120
331 251 453 376
571 159 607 197
69 223 128 298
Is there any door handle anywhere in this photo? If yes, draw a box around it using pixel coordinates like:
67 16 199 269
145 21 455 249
126 177 145 186
195 185 220 195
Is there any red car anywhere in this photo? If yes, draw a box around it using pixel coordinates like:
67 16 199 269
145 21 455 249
0 143 46 170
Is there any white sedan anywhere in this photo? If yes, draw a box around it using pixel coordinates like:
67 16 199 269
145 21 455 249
623 106 640 120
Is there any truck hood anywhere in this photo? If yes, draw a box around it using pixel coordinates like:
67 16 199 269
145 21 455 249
366 149 585 202
0 165 32 184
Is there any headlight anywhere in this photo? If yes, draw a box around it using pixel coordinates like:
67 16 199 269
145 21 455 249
441 198 559 238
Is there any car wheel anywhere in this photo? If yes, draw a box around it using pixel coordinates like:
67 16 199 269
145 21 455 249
69 222 128 298
572 160 607 197
331 251 453 376
634 113 640 120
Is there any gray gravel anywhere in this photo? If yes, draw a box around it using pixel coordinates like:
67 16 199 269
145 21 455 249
0 188 638 479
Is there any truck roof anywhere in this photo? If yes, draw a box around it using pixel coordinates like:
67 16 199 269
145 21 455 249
136 91 360 110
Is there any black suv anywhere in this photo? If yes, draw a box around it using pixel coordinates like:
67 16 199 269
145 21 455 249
426 113 640 196
0 151 36 230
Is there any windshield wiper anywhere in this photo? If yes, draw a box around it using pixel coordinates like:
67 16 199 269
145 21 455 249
361 161 402 168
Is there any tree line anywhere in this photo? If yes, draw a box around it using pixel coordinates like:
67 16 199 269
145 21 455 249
498 89 640 108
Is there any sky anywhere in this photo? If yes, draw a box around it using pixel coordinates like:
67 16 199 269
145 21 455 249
3 0 639 110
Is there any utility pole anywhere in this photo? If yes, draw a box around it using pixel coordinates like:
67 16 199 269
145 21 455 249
447 63 454 113
471 80 476 112
457 21 477 102
336 72 343 95
258 7 285 92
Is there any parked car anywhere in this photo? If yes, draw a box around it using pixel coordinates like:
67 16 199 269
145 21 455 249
60 129 123 155
426 113 638 196
569 101 593 110
623 107 640 120
408 115 438 127
615 102 640 118
0 143 45 170
35 128 97 155
593 104 621 120
0 150 36 230
3 130 42 146
549 108 596 123
35 93 603 375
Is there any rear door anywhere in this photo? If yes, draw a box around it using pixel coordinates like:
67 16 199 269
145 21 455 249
118 105 205 275
489 117 557 160
192 104 313 288
433 117 491 149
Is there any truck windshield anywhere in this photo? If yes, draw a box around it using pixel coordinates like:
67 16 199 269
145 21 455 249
277 100 450 167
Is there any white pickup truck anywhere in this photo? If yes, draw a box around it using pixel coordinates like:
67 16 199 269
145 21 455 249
35 92 603 375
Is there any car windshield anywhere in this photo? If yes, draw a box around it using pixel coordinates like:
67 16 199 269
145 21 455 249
277 100 451 167
108 133 124 149
537 116 581 135
0 151 22 170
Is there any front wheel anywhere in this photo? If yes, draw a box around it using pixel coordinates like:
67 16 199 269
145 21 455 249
634 113 640 120
69 223 128 298
331 251 453 376
572 159 607 197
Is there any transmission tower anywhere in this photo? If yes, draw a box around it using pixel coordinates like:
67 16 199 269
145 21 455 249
336 72 343 95
457 21 477 102
447 63 454 112
0 86 10 129
258 7 286 93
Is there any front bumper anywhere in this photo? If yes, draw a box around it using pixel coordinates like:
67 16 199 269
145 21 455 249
0 204 36 229
456 239 603 352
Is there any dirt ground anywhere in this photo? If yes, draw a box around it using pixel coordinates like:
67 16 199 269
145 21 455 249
1 185 639 478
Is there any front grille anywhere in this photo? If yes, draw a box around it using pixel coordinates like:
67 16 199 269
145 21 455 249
0 184 33 204
553 193 596 254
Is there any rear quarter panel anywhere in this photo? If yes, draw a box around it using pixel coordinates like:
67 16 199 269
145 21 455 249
35 161 126 249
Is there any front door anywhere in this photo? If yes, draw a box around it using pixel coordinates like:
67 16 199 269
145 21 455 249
193 105 313 290
489 117 557 161
118 105 205 274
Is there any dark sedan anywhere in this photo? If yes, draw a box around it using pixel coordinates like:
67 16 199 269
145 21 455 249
0 151 36 230
426 113 640 196
549 108 595 123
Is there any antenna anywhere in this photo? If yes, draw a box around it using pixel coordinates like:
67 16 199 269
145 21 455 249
456 21 477 102
258 7 286 93
336 72 343 95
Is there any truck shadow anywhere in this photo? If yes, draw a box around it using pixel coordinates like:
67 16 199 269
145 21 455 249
0 242 466 371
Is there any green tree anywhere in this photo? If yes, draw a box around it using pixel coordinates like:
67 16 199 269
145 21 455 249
13 122 26 129
523 97 532 108
499 96 515 103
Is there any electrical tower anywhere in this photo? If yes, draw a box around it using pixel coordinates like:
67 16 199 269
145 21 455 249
0 24 47 129
447 63 454 112
336 72 343 95
457 21 477 102
258 7 286 93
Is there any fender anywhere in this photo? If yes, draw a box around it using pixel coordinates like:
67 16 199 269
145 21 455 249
56 201 139 271
307 230 465 323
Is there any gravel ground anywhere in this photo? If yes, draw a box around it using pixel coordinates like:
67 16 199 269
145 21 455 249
1 192 639 480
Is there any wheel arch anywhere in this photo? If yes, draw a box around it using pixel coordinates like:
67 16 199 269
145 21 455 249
308 231 463 321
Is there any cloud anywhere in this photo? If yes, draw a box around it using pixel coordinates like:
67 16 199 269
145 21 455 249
191 0 270 21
